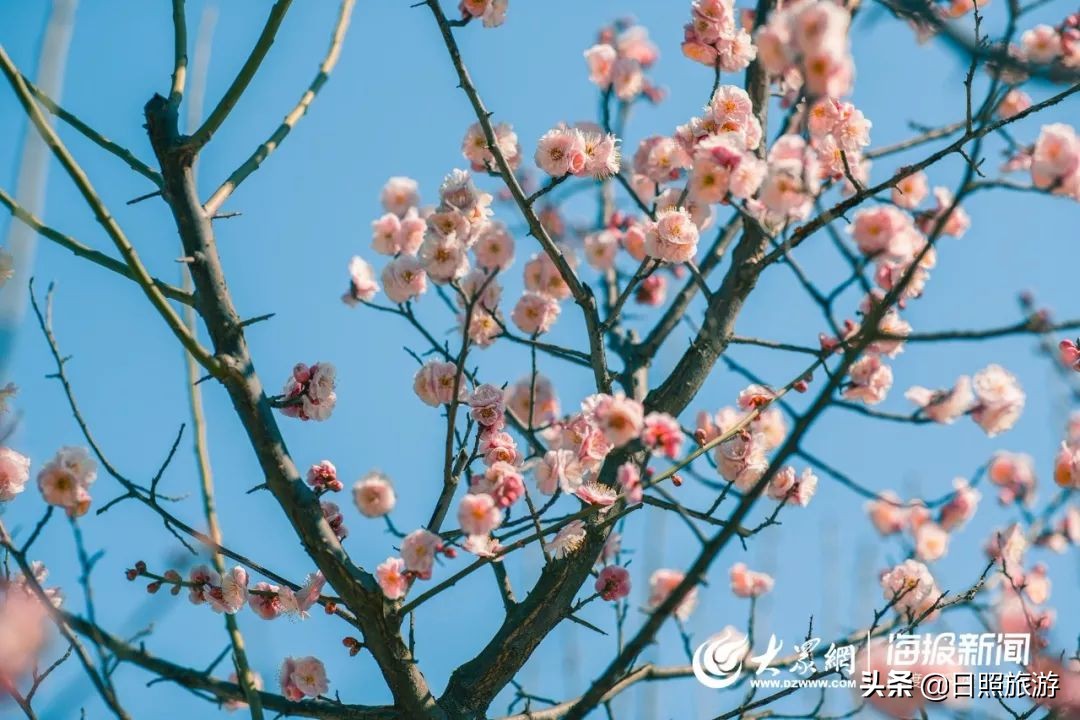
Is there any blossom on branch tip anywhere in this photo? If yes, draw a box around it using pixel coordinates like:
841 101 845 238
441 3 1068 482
547 519 587 559
905 376 974 424
376 557 408 600
278 362 337 422
971 364 1024 436
0 447 30 502
458 492 502 536
306 461 341 493
729 562 774 598
647 568 698 620
595 565 631 601
380 177 419 217
37 446 95 517
353 472 396 517
280 656 328 700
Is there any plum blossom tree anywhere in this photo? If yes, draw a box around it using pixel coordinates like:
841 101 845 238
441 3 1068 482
0 0 1079 718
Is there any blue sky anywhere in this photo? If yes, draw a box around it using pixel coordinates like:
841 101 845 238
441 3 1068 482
0 1 1077 718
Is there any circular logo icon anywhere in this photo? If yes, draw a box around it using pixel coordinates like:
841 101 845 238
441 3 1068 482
693 627 751 689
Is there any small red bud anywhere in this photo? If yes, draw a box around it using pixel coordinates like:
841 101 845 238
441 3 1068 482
134 560 147 573
125 569 138 581
342 636 358 648
146 582 162 594
693 428 708 446
442 547 457 559
324 601 338 615
163 570 181 582
672 474 683 487
793 380 809 393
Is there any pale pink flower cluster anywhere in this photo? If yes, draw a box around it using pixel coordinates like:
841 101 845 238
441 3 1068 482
970 364 1025 436
843 353 893 405
353 471 396 517
458 0 507 27
306 460 342 493
905 375 974 424
534 124 620 179
279 656 328 701
756 0 854 98
681 0 757 73
755 134 822 224
248 572 326 621
524 245 577 301
1059 338 1080 371
677 87 767 205
468 383 505 429
1029 123 1080 200
187 565 249 614
647 568 698 620
595 565 631 601
849 204 939 305
461 122 520 173
589 393 646 448
0 446 30 502
880 559 941 619
865 479 980 563
806 96 872 181
987 451 1037 505
729 562 774 598
583 21 661 102
278 362 336 421
644 207 700 263
375 528 452 599
37 446 96 517
1019 22 1072 65
321 501 347 540
766 465 818 506
697 402 787 450
420 170 494 283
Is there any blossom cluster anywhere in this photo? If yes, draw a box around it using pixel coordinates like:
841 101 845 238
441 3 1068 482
278 362 337 422
680 0 757 73
584 20 663 103
865 478 981 563
457 0 507 28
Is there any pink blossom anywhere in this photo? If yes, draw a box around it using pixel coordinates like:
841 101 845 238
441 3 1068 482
917 186 970 238
971 364 1024 436
413 360 463 407
277 362 336 421
891 170 929 209
635 274 667 306
880 559 940 617
37 446 95 517
843 354 893 405
342 256 379 306
998 89 1032 119
633 136 691 183
1022 24 1063 63
511 291 560 335
458 0 507 27
729 562 774 598
321 501 348 540
380 177 419 217
381 256 427 304
535 127 587 177
535 449 584 495
470 461 524 508
468 384 505 428
616 462 643 504
458 492 502 536
523 250 576 300
641 412 683 459
905 376 974 423
461 121 519 172
595 565 631 601
647 568 698 620
1054 441 1080 489
210 566 249 614
353 472 396 517
579 127 621 178
865 491 908 535
644 207 699 263
938 477 981 530
419 232 470 284
574 482 618 507
0 447 30 502
590 393 645 448
716 430 768 490
278 572 325 619
479 429 521 466
279 656 328 701
584 230 619 270
914 522 949 562
306 461 342 493
547 519 587 559
472 222 515 270
401 529 444 580
462 534 502 558
1031 123 1080 197
988 451 1037 505
790 468 818 507
584 43 617 87
248 582 284 620
375 557 408 600
736 384 775 410
1059 339 1080 370
188 565 220 606
371 213 402 255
